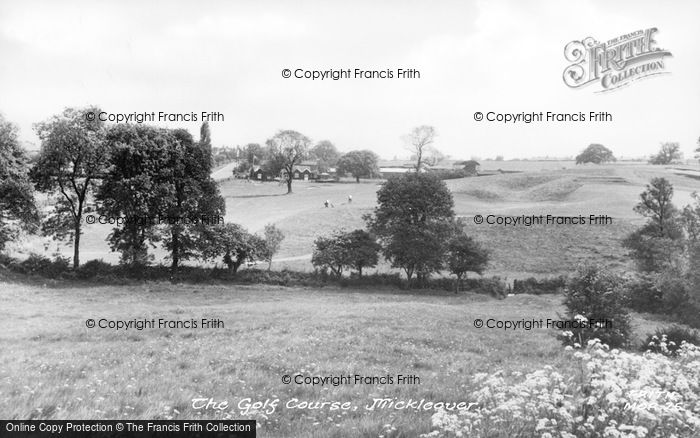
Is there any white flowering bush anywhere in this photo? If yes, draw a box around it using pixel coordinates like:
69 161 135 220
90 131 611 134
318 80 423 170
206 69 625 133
422 340 700 438
560 266 631 348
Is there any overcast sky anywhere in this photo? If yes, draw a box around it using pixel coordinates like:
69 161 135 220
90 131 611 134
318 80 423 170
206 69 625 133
1 0 698 159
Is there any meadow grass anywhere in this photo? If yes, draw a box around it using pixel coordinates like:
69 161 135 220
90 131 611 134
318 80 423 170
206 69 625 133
0 280 673 437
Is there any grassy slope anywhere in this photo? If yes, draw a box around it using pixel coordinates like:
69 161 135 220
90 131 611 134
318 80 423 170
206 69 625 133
0 281 671 437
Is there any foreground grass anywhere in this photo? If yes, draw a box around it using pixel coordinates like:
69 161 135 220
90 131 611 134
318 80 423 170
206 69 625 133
0 280 667 437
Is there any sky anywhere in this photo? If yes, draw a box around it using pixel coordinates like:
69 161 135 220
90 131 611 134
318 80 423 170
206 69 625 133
1 0 699 160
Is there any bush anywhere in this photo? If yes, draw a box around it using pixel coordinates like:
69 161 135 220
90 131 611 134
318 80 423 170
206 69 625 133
76 259 114 279
678 302 700 329
16 253 70 278
558 266 632 349
472 277 508 298
512 276 566 295
643 325 700 356
657 271 692 314
625 274 663 312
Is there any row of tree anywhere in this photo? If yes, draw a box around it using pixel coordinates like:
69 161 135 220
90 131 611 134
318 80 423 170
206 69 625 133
311 172 489 288
1 107 287 270
236 125 442 188
575 141 696 165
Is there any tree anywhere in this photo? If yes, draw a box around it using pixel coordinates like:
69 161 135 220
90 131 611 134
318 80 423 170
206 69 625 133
649 142 682 165
311 234 348 277
447 232 489 291
261 223 285 270
623 178 684 272
310 140 340 173
311 229 380 277
159 129 225 269
681 192 700 242
367 172 455 284
199 122 212 167
0 114 39 250
695 136 700 162
403 125 436 171
342 229 380 277
575 144 616 164
266 130 310 193
336 150 379 183
31 106 108 268
96 124 173 265
202 223 263 273
242 143 264 166
632 177 681 239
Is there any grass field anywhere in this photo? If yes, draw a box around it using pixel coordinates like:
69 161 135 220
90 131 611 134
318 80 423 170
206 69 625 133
0 280 673 437
8 161 700 277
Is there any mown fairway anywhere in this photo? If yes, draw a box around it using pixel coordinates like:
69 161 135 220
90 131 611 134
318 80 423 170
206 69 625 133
0 281 669 437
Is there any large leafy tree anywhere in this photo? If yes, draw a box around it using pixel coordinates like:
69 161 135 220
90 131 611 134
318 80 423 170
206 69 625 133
649 142 682 165
96 125 173 265
159 128 225 269
366 172 455 284
337 150 379 183
310 140 341 172
575 144 616 164
447 231 490 291
201 223 263 273
0 114 39 250
31 106 108 268
266 130 310 193
311 229 380 277
242 143 264 166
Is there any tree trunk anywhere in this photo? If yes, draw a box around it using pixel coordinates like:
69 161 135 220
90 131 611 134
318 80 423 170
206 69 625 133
268 259 272 271
356 176 360 183
73 221 81 269
171 229 180 270
287 178 293 194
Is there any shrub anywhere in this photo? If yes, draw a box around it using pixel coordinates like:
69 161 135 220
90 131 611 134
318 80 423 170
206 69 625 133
512 276 566 295
558 266 631 349
76 259 114 279
16 253 70 278
625 274 663 312
678 302 700 329
657 270 692 314
473 277 508 298
643 326 700 356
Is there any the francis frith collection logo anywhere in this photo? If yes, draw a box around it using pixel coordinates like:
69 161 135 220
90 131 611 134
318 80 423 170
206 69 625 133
563 28 672 92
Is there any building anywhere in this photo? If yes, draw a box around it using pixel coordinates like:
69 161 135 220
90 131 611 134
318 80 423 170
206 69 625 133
459 160 481 175
377 160 420 177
